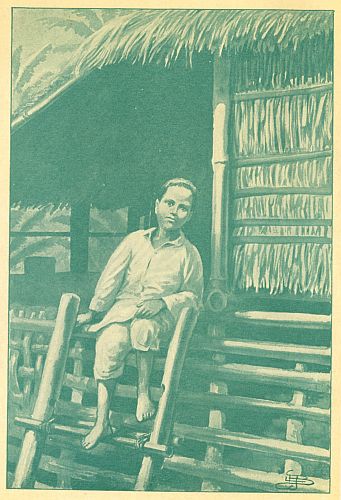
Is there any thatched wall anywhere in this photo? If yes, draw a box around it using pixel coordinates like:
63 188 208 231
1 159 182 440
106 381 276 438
229 44 332 297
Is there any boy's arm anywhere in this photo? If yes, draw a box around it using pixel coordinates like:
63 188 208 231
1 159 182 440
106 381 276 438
162 246 204 320
89 233 133 313
77 234 133 326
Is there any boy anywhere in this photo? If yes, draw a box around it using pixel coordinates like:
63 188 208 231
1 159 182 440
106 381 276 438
77 178 203 450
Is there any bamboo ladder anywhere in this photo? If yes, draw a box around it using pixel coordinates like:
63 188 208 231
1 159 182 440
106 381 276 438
165 311 331 492
10 293 198 490
8 302 331 491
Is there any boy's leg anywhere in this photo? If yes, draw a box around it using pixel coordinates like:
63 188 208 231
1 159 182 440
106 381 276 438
136 350 155 422
82 322 131 449
82 378 116 450
131 311 174 422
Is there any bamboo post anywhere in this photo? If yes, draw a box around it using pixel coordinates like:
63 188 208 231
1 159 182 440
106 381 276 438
134 307 198 491
284 363 306 476
9 312 23 405
56 339 84 489
201 325 228 492
207 51 232 312
32 333 46 404
22 333 33 410
203 51 231 489
12 293 80 489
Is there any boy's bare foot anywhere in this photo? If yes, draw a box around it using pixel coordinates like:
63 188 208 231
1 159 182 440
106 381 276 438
136 393 155 422
81 423 113 450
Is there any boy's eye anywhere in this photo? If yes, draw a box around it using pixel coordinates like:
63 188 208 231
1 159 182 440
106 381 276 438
165 200 174 207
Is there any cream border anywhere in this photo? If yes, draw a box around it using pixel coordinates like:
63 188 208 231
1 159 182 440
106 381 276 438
1 1 340 498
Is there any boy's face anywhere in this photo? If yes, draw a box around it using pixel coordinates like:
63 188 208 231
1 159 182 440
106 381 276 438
155 185 193 232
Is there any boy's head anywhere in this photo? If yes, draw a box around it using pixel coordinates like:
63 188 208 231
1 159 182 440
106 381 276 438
155 178 197 232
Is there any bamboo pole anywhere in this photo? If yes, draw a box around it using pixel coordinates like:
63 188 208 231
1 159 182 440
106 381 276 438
134 307 197 491
175 423 329 463
11 76 81 132
235 149 332 167
56 339 84 489
201 324 227 492
284 363 307 476
207 51 232 312
22 334 33 409
188 360 330 393
233 82 333 102
12 293 80 489
190 337 331 365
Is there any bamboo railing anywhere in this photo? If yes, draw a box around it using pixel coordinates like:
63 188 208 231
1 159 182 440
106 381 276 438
9 297 199 490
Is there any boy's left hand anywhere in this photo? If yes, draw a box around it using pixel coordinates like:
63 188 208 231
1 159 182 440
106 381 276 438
135 299 165 318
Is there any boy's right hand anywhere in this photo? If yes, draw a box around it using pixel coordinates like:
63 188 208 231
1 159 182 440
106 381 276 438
76 310 95 326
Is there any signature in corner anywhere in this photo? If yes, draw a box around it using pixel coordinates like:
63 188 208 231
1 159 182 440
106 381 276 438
275 470 315 490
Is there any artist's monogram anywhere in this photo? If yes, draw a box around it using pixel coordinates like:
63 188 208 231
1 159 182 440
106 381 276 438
275 470 315 490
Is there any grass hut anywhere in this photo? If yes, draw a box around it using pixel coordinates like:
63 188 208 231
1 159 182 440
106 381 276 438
11 9 333 310
9 9 333 492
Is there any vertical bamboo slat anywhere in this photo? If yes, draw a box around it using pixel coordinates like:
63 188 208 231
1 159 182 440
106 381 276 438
22 334 33 409
284 363 306 476
134 307 197 491
32 334 45 405
12 293 80 488
56 339 85 489
201 326 228 492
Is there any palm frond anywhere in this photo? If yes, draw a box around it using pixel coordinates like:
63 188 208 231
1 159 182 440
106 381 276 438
12 45 22 84
52 43 81 54
10 237 69 269
99 9 128 24
38 17 94 38
14 71 55 113
71 9 103 32
11 206 50 233
15 43 53 92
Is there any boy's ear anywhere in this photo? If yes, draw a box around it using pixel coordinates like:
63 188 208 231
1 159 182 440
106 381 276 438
186 210 193 222
155 199 160 214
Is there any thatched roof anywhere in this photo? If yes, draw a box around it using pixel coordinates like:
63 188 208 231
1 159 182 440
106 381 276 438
12 9 333 129
74 9 333 73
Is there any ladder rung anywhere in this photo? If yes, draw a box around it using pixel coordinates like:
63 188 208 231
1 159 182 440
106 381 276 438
175 424 330 463
188 360 330 393
178 391 330 422
192 338 331 365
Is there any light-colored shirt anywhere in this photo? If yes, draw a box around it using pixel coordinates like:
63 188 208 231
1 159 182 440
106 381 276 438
88 228 204 331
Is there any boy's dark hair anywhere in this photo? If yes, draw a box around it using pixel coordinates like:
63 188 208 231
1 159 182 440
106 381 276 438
157 178 197 211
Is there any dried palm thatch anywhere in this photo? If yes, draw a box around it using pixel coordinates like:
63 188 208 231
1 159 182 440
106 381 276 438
232 243 331 295
232 73 332 297
73 9 333 74
234 91 332 156
234 194 332 220
236 157 331 190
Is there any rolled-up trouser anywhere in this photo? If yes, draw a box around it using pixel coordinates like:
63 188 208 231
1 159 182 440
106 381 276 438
93 309 174 381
